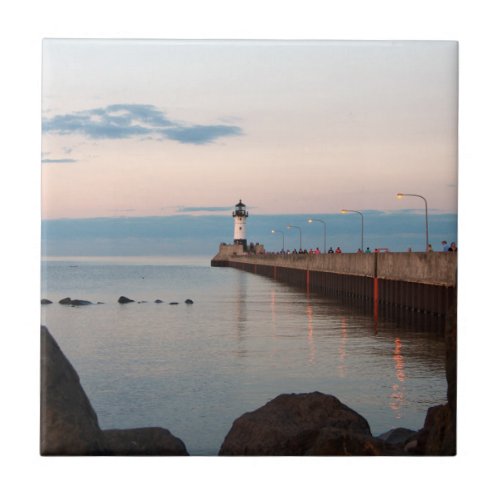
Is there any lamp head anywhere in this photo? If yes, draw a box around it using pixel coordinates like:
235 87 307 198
396 193 404 199
340 209 347 214
307 218 313 223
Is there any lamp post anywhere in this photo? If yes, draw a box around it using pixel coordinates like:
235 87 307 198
307 218 326 253
287 225 302 251
340 210 364 252
271 229 285 252
396 193 429 251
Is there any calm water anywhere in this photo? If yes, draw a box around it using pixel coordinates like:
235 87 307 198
41 256 447 455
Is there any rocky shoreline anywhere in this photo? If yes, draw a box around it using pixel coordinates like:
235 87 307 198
40 308 456 455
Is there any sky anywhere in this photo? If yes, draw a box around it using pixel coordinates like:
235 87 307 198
41 40 457 254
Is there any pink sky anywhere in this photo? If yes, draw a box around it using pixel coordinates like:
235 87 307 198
42 40 458 219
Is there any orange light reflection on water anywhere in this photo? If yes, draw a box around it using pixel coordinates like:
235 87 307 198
337 316 348 378
306 303 316 364
390 337 406 418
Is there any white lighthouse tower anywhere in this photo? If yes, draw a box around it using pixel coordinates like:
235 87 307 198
232 199 249 250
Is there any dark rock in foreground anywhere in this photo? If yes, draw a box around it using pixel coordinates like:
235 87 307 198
41 326 105 455
169 302 179 305
304 427 400 456
154 299 164 303
40 326 189 456
118 296 135 304
416 403 456 455
58 297 72 305
185 299 194 304
41 299 53 304
102 428 188 456
415 296 457 456
218 391 396 456
377 427 417 445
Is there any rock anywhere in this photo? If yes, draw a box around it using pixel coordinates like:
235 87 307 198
97 302 105 305
154 299 164 303
416 296 457 456
70 299 93 306
118 296 135 304
138 301 147 304
219 392 375 456
40 326 106 455
41 299 53 304
169 302 179 305
185 299 194 304
58 297 93 306
40 325 189 456
377 427 417 445
304 427 401 456
417 404 456 456
102 428 189 456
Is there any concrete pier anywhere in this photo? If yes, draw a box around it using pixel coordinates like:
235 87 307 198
211 248 457 329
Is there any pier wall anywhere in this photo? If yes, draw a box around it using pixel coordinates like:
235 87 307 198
211 251 457 327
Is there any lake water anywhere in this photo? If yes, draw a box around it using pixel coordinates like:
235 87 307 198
41 256 447 455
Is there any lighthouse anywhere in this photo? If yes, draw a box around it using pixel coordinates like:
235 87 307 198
232 199 249 250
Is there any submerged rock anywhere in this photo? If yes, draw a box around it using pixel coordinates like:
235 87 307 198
185 299 194 304
118 296 135 304
219 391 389 456
41 299 53 305
58 297 93 306
169 302 179 305
70 299 93 306
154 299 164 303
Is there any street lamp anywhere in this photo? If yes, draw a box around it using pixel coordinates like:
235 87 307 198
340 210 364 252
396 193 429 251
271 229 285 252
307 218 326 253
287 225 302 251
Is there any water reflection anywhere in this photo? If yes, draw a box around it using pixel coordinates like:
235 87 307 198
234 270 248 357
337 316 348 378
390 337 406 419
270 288 277 337
306 302 316 364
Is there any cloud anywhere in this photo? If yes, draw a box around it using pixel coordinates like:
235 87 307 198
41 158 77 164
42 104 243 144
176 206 233 213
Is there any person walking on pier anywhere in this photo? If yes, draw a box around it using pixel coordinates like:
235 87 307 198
441 240 449 251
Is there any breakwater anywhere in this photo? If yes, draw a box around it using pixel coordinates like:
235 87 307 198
211 251 457 330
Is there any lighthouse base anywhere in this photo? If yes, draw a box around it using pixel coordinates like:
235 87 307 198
234 239 248 251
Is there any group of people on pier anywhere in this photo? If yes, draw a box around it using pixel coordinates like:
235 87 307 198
248 241 457 255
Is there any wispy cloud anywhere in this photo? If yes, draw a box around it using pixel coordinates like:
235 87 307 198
176 206 233 213
41 158 77 164
42 104 242 145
